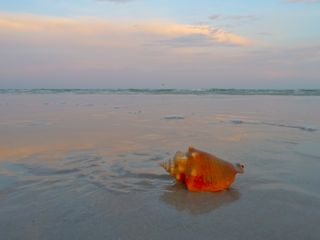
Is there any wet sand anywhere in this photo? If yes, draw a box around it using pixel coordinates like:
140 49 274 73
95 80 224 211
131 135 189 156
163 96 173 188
0 93 320 239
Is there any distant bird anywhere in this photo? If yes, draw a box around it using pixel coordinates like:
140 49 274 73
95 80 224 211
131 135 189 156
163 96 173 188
161 147 244 192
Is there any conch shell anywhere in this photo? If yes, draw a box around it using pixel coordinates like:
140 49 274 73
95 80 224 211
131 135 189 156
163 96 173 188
161 147 244 192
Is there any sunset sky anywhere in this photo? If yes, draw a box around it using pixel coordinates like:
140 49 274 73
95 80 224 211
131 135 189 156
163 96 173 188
0 0 319 89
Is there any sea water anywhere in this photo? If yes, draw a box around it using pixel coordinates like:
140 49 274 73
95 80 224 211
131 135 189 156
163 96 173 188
0 90 319 239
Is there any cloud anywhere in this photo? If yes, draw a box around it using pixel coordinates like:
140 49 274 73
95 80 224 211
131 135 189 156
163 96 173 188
96 0 135 2
0 12 250 47
208 14 257 29
209 14 257 21
0 12 253 88
6 13 319 89
286 0 320 3
249 45 320 64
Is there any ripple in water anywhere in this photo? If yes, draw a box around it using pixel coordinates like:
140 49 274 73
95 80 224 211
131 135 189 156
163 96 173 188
32 151 169 193
0 150 173 196
163 115 185 120
228 119 317 132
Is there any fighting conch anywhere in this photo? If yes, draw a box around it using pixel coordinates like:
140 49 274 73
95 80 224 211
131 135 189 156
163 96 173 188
161 147 244 192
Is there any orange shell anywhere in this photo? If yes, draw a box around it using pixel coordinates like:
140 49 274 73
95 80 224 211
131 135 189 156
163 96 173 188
162 147 242 192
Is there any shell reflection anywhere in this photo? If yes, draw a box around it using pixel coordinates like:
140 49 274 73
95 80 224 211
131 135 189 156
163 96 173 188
160 183 241 215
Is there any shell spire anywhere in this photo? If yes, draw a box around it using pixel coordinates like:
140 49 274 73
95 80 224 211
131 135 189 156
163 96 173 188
160 159 172 174
161 147 244 192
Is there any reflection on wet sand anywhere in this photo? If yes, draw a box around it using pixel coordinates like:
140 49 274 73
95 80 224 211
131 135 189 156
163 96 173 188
0 191 6 200
160 183 241 215
1 94 320 240
0 144 94 162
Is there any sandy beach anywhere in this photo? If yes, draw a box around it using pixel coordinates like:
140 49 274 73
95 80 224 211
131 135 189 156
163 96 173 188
0 92 320 240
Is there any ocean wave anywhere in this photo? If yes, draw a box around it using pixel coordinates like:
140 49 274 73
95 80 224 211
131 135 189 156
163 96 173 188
1 88 320 96
229 119 317 132
163 115 185 120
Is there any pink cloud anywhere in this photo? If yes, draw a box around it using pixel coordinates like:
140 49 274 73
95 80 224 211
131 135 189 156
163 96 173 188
0 12 250 47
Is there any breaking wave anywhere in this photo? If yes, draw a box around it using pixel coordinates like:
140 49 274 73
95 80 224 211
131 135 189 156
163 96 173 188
1 88 320 96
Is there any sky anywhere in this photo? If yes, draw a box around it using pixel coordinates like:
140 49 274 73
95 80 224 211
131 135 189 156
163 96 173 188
0 0 319 89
